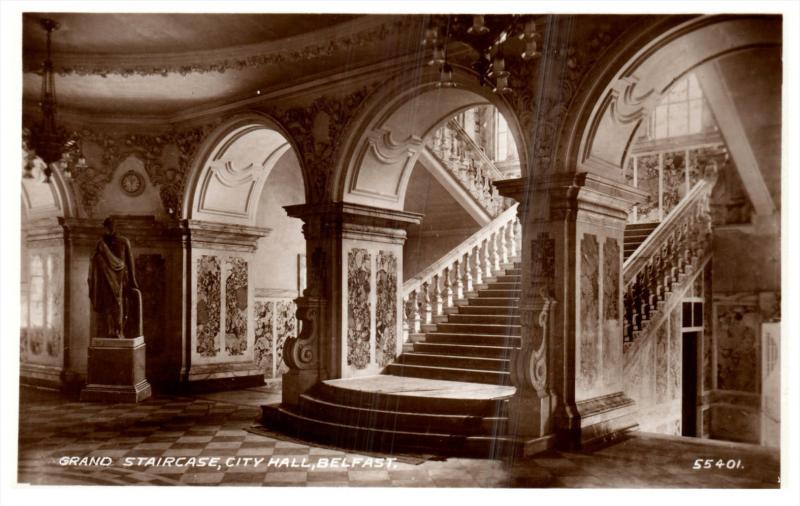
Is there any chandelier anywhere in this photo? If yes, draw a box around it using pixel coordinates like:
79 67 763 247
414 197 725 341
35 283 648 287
24 18 87 183
422 15 541 94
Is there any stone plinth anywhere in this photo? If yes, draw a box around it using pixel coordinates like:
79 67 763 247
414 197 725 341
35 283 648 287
80 336 152 403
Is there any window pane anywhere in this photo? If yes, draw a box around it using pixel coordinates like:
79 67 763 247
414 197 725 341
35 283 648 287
689 99 703 134
668 78 688 102
668 103 688 137
688 73 703 99
682 302 692 328
654 106 668 139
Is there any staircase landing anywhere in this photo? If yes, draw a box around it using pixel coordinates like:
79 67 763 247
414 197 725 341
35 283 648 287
325 375 515 400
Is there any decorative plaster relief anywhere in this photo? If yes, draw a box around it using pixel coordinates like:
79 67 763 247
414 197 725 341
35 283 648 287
254 300 275 378
225 257 248 356
375 251 397 367
716 304 760 392
655 323 668 404
347 248 371 369
134 254 166 353
602 238 620 387
196 255 221 357
579 234 599 388
275 300 297 376
669 308 682 401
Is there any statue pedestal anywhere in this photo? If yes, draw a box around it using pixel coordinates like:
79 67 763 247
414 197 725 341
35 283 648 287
80 336 152 403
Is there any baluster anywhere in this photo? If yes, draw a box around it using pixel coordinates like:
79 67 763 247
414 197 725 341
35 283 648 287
472 243 484 287
488 231 501 274
442 266 453 308
462 251 473 294
420 281 432 325
497 224 509 265
452 258 464 300
481 238 492 280
432 273 443 317
407 291 421 335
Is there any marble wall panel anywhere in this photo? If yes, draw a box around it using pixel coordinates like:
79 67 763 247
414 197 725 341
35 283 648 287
655 323 668 404
196 255 221 357
602 238 621 388
45 253 63 359
254 300 274 378
134 254 166 353
224 257 248 356
669 307 682 401
275 300 296 376
347 248 371 369
376 251 397 367
716 304 759 392
710 405 760 444
579 234 599 389
703 269 713 392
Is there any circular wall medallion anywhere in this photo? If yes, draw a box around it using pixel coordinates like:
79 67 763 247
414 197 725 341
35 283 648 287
120 170 145 197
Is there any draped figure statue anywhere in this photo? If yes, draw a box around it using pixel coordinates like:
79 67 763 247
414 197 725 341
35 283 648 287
88 217 139 338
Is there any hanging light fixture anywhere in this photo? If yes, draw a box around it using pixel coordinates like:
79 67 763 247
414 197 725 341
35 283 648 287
422 15 544 96
27 18 85 183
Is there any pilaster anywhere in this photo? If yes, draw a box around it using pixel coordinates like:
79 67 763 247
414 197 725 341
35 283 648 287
282 202 421 406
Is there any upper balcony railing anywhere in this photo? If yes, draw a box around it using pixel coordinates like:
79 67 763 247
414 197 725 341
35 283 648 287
426 118 509 218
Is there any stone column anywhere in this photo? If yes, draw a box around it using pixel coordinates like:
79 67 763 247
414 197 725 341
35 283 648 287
498 173 647 450
282 202 421 406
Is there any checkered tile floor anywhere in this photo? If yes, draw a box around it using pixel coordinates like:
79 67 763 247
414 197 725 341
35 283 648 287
16 387 779 488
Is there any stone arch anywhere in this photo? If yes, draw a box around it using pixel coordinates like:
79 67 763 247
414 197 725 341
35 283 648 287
182 112 307 224
333 65 529 211
21 161 78 221
560 15 781 180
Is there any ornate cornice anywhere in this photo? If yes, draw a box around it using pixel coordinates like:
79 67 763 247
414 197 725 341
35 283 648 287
23 16 416 78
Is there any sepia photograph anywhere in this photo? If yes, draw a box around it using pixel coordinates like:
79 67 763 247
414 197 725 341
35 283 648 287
1 1 798 503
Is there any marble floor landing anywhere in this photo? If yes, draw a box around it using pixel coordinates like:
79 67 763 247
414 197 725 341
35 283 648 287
323 375 516 399
16 386 779 488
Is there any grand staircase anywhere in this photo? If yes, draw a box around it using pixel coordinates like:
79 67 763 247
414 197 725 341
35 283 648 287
261 206 524 457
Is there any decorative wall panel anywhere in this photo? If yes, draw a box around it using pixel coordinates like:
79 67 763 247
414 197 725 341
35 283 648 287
275 300 297 376
655 323 668 404
669 308 682 401
716 304 760 392
134 254 166 352
347 248 371 369
579 234 599 387
254 300 274 378
224 257 248 356
602 238 620 387
376 251 397 367
196 255 221 357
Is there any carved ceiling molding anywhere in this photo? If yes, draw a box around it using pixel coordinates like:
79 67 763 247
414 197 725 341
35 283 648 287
25 119 222 218
266 83 382 204
503 18 627 175
24 18 416 78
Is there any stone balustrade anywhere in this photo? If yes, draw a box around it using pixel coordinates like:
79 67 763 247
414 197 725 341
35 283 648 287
402 204 521 340
622 174 716 348
426 118 508 217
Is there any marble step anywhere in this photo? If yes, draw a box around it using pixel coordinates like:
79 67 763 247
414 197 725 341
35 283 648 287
423 332 521 346
383 362 511 385
412 342 515 359
445 313 521 325
493 275 522 283
395 352 510 372
312 380 510 416
466 297 519 307
296 394 508 435
455 305 520 316
478 288 522 298
434 322 521 336
485 281 522 290
260 405 518 457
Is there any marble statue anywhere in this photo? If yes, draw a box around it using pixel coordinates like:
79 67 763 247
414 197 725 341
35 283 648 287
88 217 140 338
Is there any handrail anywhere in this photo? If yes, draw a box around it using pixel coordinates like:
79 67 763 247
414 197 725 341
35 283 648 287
622 171 716 345
446 118 504 180
403 204 518 297
402 203 521 339
623 176 714 284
